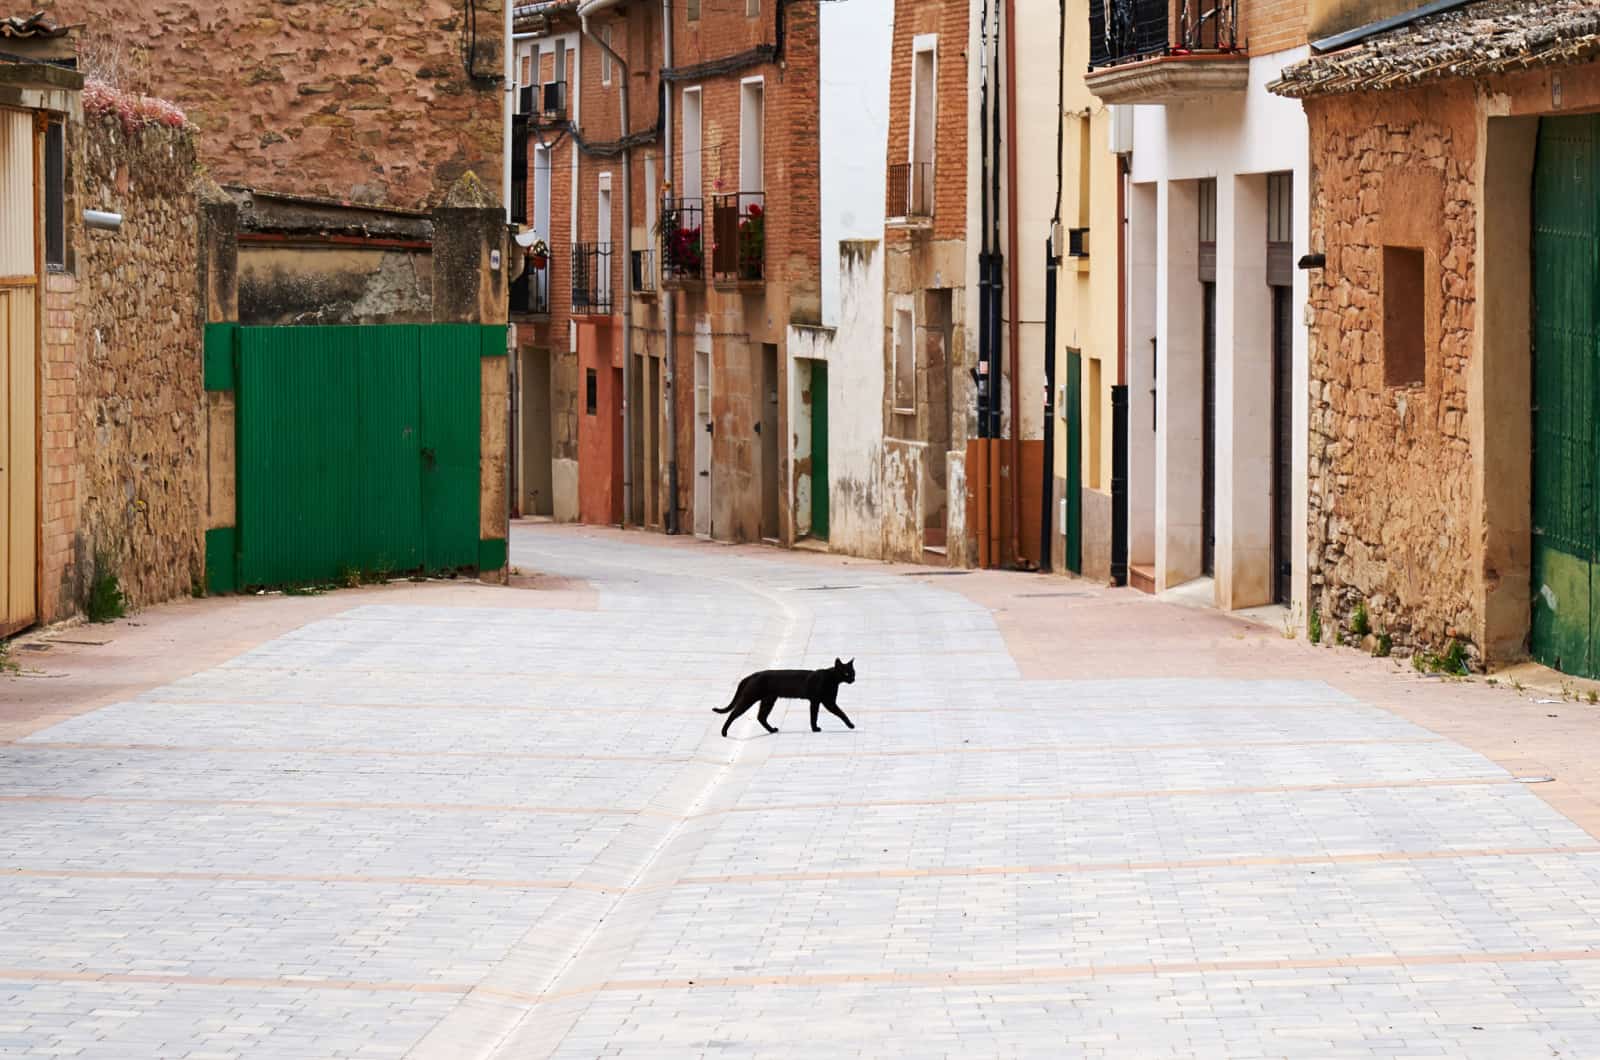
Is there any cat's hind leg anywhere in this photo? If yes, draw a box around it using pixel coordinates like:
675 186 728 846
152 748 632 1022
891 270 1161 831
721 696 755 738
756 696 779 734
823 699 855 730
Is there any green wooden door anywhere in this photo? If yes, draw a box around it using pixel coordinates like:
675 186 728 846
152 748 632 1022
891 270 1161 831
420 325 483 571
1066 349 1083 574
1533 115 1600 676
811 361 829 540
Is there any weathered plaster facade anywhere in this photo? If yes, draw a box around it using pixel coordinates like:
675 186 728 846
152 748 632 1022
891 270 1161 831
1299 85 1477 659
39 0 506 209
1279 26 1600 669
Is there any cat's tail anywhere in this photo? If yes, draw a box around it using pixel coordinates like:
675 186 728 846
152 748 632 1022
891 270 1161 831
713 680 745 713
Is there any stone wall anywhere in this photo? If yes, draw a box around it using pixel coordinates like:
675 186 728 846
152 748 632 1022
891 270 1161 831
41 0 504 209
1303 84 1478 661
72 110 205 610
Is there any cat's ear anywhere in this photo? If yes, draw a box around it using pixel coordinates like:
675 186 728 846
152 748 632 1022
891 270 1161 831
834 657 842 667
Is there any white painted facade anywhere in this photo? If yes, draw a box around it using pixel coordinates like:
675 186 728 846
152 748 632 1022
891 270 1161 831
786 0 894 556
1124 49 1311 619
818 0 895 328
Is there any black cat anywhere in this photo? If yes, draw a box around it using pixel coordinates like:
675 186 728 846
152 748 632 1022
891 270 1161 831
714 658 857 737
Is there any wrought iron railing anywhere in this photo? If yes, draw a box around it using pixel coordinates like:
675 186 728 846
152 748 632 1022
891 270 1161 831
1088 0 1239 69
711 191 765 284
571 242 613 314
510 260 550 316
632 248 657 294
887 162 934 219
659 196 705 283
541 80 568 121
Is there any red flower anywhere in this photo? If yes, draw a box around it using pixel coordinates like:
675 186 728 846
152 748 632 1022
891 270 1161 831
747 203 763 218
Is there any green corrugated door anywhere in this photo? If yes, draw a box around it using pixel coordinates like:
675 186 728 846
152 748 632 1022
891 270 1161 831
420 325 483 572
812 362 829 540
1066 349 1083 574
231 324 482 589
357 326 423 574
1533 115 1600 676
237 326 363 587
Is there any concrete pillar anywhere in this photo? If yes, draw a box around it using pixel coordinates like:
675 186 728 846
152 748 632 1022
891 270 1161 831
1155 178 1204 590
1127 181 1158 569
199 184 239 594
431 172 511 582
1217 173 1273 610
1473 111 1539 663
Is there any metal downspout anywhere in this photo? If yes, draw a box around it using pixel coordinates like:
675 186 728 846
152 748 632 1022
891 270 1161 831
662 0 679 534
580 9 634 527
1003 0 1023 568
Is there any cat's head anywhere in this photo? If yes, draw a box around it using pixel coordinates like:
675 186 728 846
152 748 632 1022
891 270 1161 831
834 657 856 684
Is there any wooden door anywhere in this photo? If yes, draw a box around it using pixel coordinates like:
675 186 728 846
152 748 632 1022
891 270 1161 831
0 108 38 635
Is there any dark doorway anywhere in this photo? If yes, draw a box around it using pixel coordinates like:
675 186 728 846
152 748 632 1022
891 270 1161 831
1201 280 1217 577
1271 286 1293 604
760 343 780 540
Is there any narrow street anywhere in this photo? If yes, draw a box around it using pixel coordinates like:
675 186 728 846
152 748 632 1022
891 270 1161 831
5 524 1600 1058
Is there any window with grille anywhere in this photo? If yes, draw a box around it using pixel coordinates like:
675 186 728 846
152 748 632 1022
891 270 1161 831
586 369 598 414
893 308 916 413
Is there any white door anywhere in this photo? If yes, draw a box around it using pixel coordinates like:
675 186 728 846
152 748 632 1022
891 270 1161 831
597 180 612 305
694 347 712 537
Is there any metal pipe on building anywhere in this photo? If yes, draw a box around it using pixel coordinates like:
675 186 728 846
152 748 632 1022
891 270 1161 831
662 0 680 534
504 0 519 522
1111 154 1131 586
579 0 634 527
1003 0 1022 568
986 0 1003 568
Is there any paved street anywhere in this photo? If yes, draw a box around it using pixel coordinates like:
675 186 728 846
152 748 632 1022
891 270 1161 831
6 524 1600 1057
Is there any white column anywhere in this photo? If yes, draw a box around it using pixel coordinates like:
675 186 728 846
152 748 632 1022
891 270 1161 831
1155 178 1204 590
1217 172 1274 609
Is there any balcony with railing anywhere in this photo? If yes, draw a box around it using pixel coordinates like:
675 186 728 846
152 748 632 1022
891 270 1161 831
659 196 705 286
711 192 765 287
1085 0 1246 104
887 162 934 225
571 242 613 315
510 260 550 317
518 81 568 123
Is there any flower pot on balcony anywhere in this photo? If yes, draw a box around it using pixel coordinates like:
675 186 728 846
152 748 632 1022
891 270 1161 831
530 253 548 271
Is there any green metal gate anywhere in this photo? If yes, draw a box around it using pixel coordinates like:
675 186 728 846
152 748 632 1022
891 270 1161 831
1066 348 1083 574
205 323 498 591
811 361 829 540
1533 115 1600 676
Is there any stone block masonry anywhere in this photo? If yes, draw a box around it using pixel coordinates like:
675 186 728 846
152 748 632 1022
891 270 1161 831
1302 85 1477 662
74 114 204 612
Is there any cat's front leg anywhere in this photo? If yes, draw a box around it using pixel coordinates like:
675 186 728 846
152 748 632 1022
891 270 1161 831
809 700 821 732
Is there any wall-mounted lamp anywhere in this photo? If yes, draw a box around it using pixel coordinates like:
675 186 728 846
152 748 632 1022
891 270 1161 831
1298 253 1326 271
84 210 122 232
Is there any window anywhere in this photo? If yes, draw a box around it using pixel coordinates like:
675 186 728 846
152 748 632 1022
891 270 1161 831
746 0 760 14
682 87 702 200
1383 245 1425 387
740 79 764 194
44 119 64 270
909 37 936 217
586 368 598 414
687 0 700 20
893 307 916 413
601 25 613 86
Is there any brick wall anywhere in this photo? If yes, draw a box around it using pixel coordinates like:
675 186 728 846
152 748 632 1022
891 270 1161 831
884 0 969 243
38 271 78 624
39 0 505 209
1242 0 1309 58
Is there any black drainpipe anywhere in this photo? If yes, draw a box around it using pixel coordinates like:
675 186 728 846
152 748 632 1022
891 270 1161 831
1040 237 1058 573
